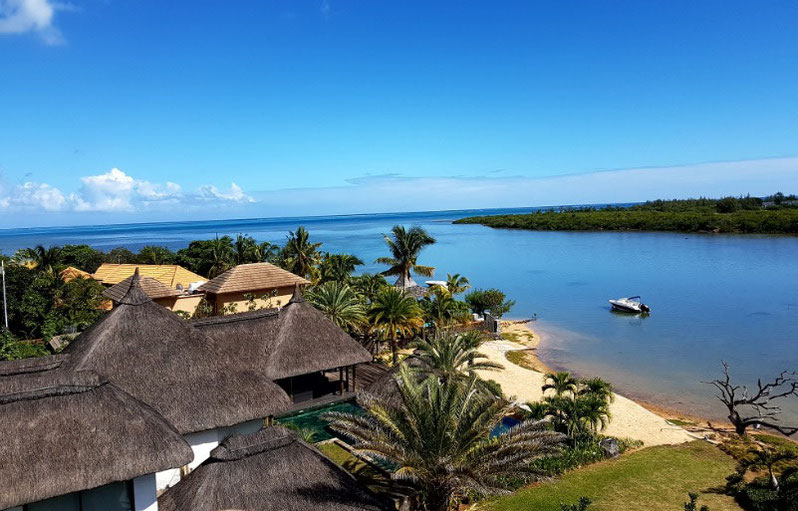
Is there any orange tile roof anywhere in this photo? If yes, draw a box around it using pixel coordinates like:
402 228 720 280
59 266 92 282
93 264 205 290
198 263 310 295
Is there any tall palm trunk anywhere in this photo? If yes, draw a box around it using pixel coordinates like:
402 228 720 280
392 329 398 365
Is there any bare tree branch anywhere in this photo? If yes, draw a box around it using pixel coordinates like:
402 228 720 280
702 362 798 437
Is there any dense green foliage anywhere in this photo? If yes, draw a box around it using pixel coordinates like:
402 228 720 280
1 262 106 343
722 435 798 511
465 288 516 318
455 194 798 234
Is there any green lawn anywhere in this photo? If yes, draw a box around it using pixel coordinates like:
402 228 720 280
477 441 742 511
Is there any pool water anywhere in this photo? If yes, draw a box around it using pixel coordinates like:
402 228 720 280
490 417 521 438
276 401 363 442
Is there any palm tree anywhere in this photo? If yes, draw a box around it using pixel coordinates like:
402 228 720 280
369 286 423 364
579 377 615 403
282 226 322 280
543 394 611 437
306 281 367 332
14 245 63 274
419 286 468 332
542 371 578 397
375 225 436 288
351 273 388 302
234 234 258 265
207 236 235 278
319 253 364 283
742 447 797 491
412 333 503 385
445 273 471 295
136 245 175 265
326 367 564 511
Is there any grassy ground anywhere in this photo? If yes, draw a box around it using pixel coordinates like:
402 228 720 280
476 441 742 511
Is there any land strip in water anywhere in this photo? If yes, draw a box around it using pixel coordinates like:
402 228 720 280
455 195 798 233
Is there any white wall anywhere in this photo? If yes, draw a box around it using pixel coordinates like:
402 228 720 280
155 419 264 491
132 473 158 511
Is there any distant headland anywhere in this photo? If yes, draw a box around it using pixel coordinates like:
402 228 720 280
454 193 798 234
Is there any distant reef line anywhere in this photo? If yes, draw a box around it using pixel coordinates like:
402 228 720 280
454 194 798 234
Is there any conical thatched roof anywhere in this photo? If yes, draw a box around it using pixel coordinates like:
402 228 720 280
393 274 427 298
158 426 389 511
0 368 193 509
198 262 310 294
62 270 291 434
103 274 182 302
193 287 372 380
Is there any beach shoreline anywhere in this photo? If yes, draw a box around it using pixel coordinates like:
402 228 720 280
497 321 727 439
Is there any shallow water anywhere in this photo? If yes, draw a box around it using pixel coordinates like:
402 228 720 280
1 209 796 423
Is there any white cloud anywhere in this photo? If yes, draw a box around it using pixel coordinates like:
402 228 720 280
196 182 254 203
0 168 257 214
0 0 67 45
0 181 67 211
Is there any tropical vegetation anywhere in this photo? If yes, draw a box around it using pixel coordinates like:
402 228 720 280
454 193 798 234
375 225 437 285
326 365 565 511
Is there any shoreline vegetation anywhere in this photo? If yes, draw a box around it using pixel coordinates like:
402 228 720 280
454 193 798 234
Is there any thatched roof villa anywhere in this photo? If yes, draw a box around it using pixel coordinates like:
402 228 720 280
0 366 192 511
61 271 292 490
158 426 390 511
194 286 372 405
2 270 386 509
197 262 310 314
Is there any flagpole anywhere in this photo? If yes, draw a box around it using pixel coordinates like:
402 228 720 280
1 260 8 330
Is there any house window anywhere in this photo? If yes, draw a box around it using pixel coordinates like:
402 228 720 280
22 481 133 511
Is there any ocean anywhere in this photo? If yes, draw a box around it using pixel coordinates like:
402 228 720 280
1 207 796 422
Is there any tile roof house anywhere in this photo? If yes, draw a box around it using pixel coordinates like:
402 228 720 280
197 262 310 314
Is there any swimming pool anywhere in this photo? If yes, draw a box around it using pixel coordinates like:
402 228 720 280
276 401 363 442
490 416 521 438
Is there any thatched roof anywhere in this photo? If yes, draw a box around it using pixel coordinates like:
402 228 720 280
393 275 428 299
93 263 205 289
198 262 310 294
193 287 372 380
62 271 291 434
0 353 69 376
0 368 193 509
158 425 389 511
103 274 182 302
60 266 92 282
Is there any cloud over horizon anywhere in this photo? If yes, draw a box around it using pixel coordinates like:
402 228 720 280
0 168 254 214
0 157 796 227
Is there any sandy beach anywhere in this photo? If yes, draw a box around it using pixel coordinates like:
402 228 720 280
478 322 696 446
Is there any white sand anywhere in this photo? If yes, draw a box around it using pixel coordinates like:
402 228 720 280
477 338 695 446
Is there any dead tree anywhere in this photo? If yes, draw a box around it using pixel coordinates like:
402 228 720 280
704 362 798 437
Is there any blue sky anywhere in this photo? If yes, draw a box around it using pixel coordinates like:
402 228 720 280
1 0 797 226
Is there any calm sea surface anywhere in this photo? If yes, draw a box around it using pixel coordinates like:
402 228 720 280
2 208 797 422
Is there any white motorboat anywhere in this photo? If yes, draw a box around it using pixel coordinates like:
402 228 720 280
609 296 651 313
